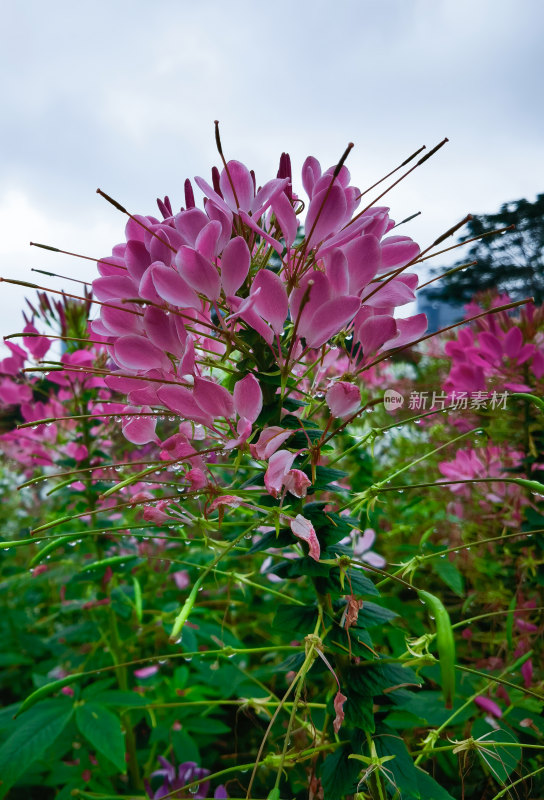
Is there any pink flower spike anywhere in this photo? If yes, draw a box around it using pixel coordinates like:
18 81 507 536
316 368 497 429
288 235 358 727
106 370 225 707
233 374 263 423
474 696 502 717
326 382 361 419
333 691 347 734
221 236 250 297
290 514 320 561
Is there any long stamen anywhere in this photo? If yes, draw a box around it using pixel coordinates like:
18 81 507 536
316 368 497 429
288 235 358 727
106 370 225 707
347 138 449 228
0 277 142 316
214 120 240 210
96 189 177 253
418 261 478 289
414 224 515 263
30 241 126 270
32 268 93 287
355 144 426 201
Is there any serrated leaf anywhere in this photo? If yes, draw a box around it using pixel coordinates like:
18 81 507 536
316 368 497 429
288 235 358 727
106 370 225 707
75 702 126 773
0 699 73 798
320 743 362 798
272 604 319 634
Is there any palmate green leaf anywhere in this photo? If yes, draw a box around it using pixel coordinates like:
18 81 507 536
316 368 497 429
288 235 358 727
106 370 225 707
472 719 522 784
75 702 126 773
272 603 319 634
0 698 73 798
320 737 365 799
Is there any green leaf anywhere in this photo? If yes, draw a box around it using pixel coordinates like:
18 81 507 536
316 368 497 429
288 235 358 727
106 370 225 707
415 769 456 799
357 601 398 628
272 604 319 634
0 699 73 798
75 702 126 773
431 557 465 596
91 690 149 707
320 743 362 798
472 720 522 784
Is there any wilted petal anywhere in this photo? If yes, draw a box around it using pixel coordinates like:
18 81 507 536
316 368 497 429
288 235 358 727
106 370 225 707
333 691 347 734
264 449 295 497
290 514 320 561
233 374 262 423
250 426 293 459
326 381 361 418
283 469 311 498
221 236 250 297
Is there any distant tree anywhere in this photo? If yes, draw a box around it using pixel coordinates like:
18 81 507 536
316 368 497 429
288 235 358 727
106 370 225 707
429 194 544 304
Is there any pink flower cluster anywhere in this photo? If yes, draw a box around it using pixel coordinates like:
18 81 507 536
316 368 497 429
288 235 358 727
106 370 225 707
444 297 544 396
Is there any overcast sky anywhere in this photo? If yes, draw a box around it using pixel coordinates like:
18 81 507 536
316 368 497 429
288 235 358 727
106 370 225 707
1 0 543 341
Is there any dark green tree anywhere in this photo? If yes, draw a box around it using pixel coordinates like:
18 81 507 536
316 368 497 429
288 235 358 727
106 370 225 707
429 194 544 304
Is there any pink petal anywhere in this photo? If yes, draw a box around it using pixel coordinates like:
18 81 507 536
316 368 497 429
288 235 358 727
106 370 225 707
289 271 331 332
157 385 213 426
219 160 254 212
290 514 320 561
92 275 138 301
379 236 420 272
303 296 361 349
343 235 381 295
134 665 159 679
221 236 250 297
122 405 158 445
193 377 234 419
113 335 170 371
172 570 190 590
474 696 502 718
326 381 361 418
173 207 209 246
233 374 263 423
195 220 222 260
301 156 322 198
101 304 143 336
324 249 349 297
271 191 298 246
305 184 347 249
149 228 174 266
143 307 185 357
384 313 427 350
150 262 201 309
176 247 221 301
252 270 289 333
125 239 151 281
363 278 415 307
355 315 397 357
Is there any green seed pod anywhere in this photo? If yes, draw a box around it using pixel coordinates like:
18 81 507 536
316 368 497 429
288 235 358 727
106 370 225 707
418 589 456 708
